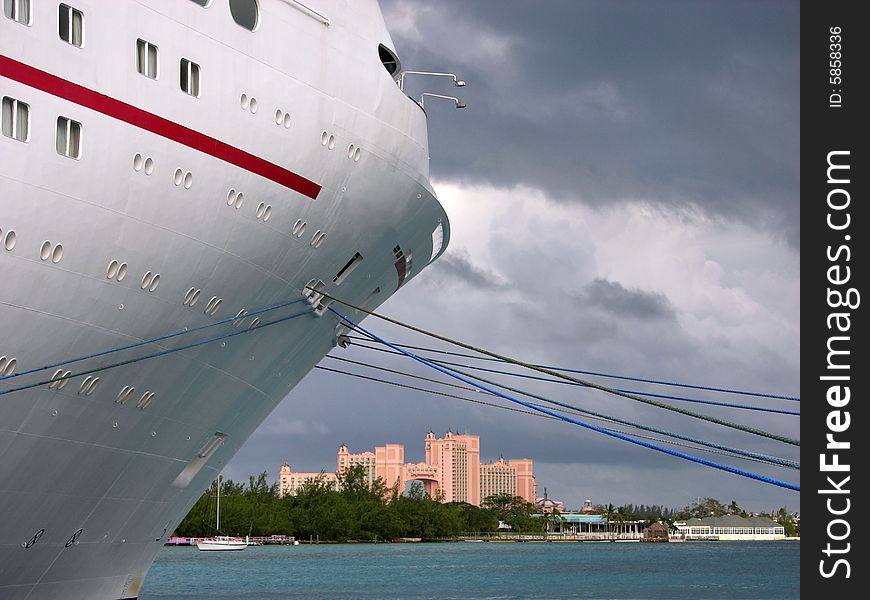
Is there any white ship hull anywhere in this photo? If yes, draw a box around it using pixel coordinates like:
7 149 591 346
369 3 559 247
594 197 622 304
0 1 448 598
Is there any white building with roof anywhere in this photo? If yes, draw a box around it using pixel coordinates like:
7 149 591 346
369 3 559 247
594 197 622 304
675 515 785 540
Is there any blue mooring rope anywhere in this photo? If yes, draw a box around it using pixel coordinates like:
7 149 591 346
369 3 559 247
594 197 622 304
348 337 800 402
0 308 313 396
0 298 308 381
350 342 799 416
329 307 799 492
434 361 800 470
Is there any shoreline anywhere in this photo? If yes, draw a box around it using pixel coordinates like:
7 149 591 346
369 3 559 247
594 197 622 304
165 537 800 546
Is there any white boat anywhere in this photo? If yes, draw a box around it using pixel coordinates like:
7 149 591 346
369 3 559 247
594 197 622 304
196 476 246 551
0 1 451 598
196 537 248 551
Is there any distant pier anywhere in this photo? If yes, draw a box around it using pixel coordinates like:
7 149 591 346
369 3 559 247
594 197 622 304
165 535 296 546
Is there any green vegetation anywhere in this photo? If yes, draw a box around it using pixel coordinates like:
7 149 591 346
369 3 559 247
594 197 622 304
176 467 548 541
480 493 541 532
605 503 679 520
179 474 800 541
592 497 799 536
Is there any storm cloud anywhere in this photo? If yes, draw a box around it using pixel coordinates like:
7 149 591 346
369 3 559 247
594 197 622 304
581 278 676 321
382 0 800 247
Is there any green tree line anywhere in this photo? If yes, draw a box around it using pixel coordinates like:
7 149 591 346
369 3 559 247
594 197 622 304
592 497 799 536
177 467 547 541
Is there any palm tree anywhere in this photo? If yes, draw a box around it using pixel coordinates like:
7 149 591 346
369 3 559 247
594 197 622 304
613 506 628 538
601 504 617 540
663 517 679 539
541 508 563 537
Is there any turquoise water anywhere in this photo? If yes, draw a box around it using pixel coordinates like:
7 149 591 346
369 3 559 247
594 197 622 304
140 541 799 599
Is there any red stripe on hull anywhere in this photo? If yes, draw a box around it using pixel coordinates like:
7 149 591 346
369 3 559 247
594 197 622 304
0 54 321 200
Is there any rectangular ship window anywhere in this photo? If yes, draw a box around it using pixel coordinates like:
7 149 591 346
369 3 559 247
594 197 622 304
136 38 159 79
333 252 363 285
4 0 30 25
56 116 82 159
2 96 30 142
59 3 83 47
180 58 201 97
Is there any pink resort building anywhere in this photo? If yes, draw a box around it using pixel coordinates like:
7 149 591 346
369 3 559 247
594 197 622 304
278 431 536 506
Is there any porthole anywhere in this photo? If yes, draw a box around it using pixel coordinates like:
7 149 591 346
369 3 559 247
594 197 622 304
327 134 335 150
133 153 143 171
117 263 128 281
292 219 303 236
143 157 154 175
240 93 249 109
229 0 259 31
263 205 272 221
282 113 291 128
347 144 355 159
141 271 154 289
79 376 93 395
205 296 219 314
51 244 63 264
49 369 64 390
0 356 6 374
226 188 236 206
232 309 248 327
353 147 361 162
249 98 258 114
116 386 135 405
314 233 325 248
57 371 71 390
85 377 99 395
3 357 16 376
148 273 161 292
249 317 262 331
3 230 16 250
136 391 156 410
183 288 202 307
173 168 184 186
209 298 222 316
183 172 193 189
275 109 283 125
256 202 266 219
40 241 52 261
235 192 244 209
320 131 328 146
107 260 119 279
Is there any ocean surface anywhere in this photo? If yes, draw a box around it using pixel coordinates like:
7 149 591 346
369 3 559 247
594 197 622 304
139 541 799 600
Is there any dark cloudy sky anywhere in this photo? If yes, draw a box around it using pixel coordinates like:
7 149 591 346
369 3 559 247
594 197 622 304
226 0 800 514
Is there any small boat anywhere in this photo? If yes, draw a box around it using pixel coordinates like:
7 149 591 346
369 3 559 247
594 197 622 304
196 536 248 551
197 475 246 552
